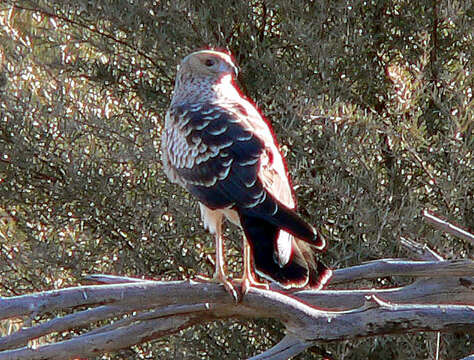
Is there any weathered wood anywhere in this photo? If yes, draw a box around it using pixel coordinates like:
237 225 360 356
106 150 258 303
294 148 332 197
423 209 474 244
0 257 473 359
331 259 474 283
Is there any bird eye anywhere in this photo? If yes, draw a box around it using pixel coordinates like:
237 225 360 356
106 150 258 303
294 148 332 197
205 58 215 67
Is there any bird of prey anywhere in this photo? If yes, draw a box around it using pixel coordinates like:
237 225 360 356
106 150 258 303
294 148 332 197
161 49 331 300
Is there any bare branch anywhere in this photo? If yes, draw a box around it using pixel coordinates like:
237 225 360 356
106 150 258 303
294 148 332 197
0 287 472 360
85 273 474 310
423 209 474 244
2 262 472 319
400 237 444 261
1 258 473 359
0 305 128 351
85 303 210 336
86 259 474 286
297 277 474 310
248 334 314 360
0 280 233 320
0 312 201 360
331 259 474 284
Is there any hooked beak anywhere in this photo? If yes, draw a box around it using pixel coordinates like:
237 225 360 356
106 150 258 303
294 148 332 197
218 60 239 78
231 63 239 78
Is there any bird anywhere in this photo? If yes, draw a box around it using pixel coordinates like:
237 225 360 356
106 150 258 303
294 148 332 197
161 49 332 300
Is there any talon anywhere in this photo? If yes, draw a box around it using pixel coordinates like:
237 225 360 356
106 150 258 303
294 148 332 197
238 239 269 298
193 273 240 302
237 272 269 297
222 278 240 302
214 270 240 302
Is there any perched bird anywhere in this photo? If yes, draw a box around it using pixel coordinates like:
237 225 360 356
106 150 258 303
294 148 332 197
161 50 331 299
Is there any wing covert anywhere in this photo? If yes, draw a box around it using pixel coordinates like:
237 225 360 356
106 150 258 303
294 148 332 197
166 103 267 210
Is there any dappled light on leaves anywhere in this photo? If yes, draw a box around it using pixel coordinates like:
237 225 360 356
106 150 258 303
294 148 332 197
0 1 472 359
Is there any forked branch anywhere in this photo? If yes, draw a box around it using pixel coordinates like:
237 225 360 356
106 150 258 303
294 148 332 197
0 256 473 360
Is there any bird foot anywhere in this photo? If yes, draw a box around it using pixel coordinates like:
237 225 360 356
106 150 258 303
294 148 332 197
236 274 269 296
194 272 240 303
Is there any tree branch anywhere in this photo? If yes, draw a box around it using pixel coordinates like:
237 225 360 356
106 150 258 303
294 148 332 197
331 259 474 283
0 284 472 360
1 236 473 359
423 209 474 244
400 236 444 261
248 334 315 360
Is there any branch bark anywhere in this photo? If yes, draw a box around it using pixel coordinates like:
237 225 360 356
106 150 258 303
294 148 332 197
0 256 473 359
423 209 474 244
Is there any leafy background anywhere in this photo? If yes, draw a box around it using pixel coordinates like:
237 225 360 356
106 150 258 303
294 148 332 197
0 0 472 358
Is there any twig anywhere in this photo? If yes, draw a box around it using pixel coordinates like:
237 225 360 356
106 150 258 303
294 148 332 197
423 209 474 244
85 274 155 284
400 237 444 261
9 4 171 79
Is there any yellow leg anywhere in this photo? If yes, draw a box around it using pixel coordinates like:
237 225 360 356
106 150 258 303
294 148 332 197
212 226 239 301
241 237 269 296
196 204 239 302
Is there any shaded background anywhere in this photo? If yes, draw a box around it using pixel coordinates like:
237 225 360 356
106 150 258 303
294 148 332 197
0 0 472 358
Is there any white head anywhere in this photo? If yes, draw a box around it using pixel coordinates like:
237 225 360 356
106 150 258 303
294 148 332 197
171 50 240 105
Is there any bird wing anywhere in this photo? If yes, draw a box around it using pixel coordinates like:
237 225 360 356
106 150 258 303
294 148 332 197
163 101 317 242
164 102 264 209
238 103 297 266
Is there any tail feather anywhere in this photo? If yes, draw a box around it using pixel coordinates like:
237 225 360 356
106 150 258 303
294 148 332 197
294 240 332 290
239 213 331 289
243 196 325 249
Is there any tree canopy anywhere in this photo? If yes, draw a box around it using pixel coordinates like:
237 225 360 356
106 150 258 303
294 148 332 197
0 0 472 359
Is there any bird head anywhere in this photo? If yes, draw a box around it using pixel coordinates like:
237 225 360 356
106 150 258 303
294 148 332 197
172 50 240 105
179 50 239 81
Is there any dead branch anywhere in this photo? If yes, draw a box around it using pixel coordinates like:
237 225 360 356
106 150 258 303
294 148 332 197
331 259 474 283
0 282 472 360
400 237 444 261
0 255 473 360
423 209 474 244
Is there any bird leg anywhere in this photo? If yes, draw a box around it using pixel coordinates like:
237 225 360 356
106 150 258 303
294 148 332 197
240 237 269 296
212 229 240 302
194 204 239 301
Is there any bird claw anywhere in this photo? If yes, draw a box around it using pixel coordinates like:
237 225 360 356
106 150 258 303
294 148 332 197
236 274 269 296
193 273 241 303
220 277 241 303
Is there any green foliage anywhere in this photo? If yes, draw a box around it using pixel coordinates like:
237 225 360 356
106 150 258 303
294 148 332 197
0 0 472 358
